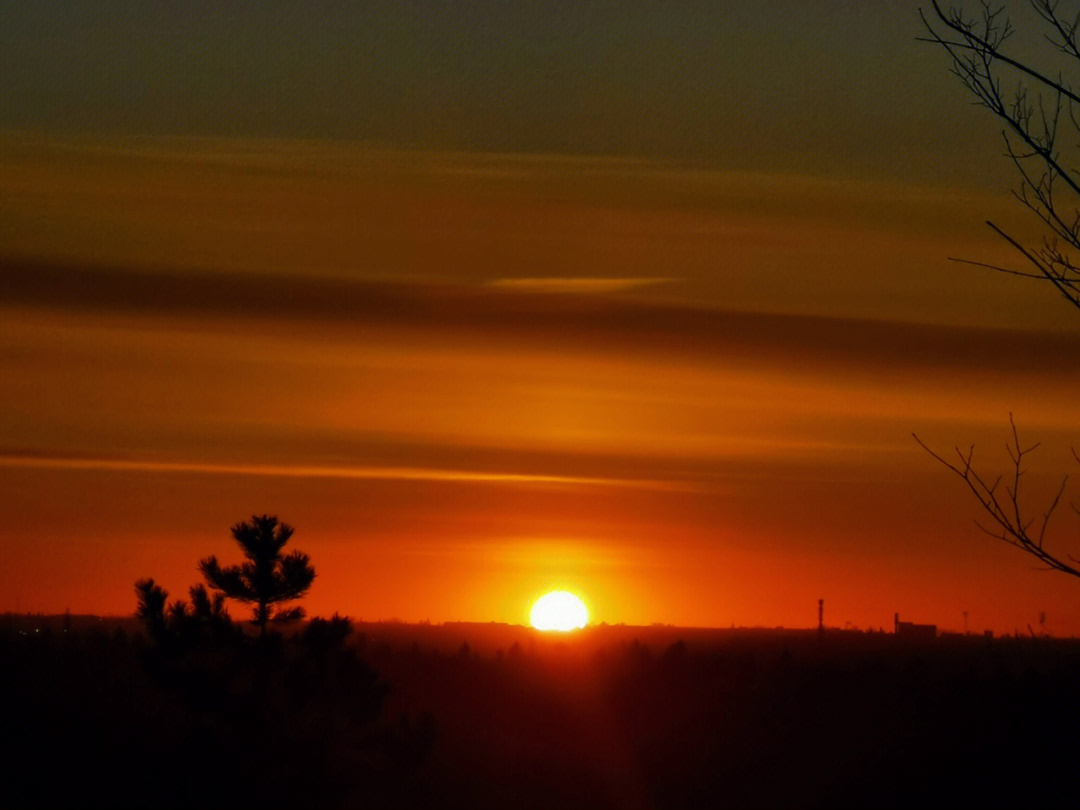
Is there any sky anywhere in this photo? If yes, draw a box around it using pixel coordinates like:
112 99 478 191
5 1 1080 633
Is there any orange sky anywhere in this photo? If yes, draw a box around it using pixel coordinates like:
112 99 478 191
4 133 1080 635
5 2 1080 634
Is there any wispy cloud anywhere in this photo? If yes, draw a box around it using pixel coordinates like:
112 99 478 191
5 255 1077 379
485 277 675 294
0 453 689 492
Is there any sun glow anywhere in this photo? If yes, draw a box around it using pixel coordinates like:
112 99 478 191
529 591 589 632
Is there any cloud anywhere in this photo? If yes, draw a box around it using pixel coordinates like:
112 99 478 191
485 277 675 294
5 255 1079 382
0 452 690 492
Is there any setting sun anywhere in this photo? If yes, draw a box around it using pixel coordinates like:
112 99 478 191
529 591 589 632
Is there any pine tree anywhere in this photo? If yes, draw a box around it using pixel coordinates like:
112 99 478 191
199 515 315 636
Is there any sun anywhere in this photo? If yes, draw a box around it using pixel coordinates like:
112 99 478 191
530 591 589 631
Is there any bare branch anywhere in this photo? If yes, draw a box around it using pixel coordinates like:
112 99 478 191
945 255 1050 278
922 1 1080 107
914 422 1080 579
922 0 1080 305
920 3 1080 586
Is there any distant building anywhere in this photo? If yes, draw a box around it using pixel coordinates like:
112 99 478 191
894 613 936 640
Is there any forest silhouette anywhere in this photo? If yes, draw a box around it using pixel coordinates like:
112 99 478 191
4 517 1080 808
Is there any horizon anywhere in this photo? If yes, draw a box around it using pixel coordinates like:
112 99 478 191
2 611 1043 641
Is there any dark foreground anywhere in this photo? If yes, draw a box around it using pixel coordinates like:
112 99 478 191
3 615 1079 809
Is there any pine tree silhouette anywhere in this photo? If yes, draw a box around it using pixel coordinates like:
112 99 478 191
199 515 315 636
134 578 169 641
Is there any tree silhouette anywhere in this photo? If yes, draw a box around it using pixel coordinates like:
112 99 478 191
199 515 315 636
135 578 235 645
135 578 169 641
188 583 229 626
920 1 1080 307
919 1 1080 579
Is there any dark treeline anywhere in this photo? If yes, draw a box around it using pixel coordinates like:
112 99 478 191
0 614 430 809
4 617 1080 808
